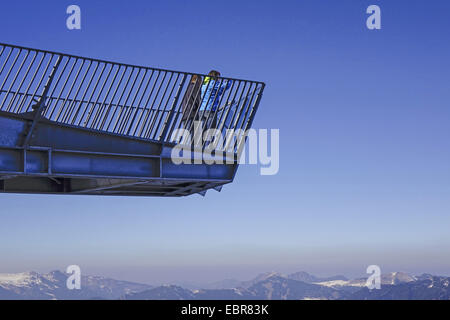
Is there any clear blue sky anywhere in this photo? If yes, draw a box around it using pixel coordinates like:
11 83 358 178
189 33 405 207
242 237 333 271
1 0 449 284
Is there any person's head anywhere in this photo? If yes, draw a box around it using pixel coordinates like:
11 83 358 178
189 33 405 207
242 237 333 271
208 70 221 78
191 74 200 83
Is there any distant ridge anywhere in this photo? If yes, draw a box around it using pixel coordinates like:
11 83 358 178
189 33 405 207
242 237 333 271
1 270 449 300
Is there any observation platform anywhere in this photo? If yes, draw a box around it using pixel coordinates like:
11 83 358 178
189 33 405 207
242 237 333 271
0 43 265 196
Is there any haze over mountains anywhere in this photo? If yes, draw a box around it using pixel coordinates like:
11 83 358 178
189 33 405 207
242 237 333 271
0 270 448 300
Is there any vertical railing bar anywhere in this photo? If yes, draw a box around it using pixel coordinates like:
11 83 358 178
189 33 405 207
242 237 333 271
152 73 183 140
8 51 38 113
133 70 161 136
3 50 30 111
91 64 123 129
236 83 258 133
55 58 85 121
237 85 264 153
225 83 256 152
223 82 250 151
230 81 253 134
49 57 78 119
38 55 63 108
80 63 114 127
112 67 143 133
0 48 22 92
16 52 47 113
117 68 149 134
243 84 264 133
26 53 54 113
151 72 180 140
137 71 167 137
117 68 148 134
221 81 245 151
44 56 71 118
0 45 6 85
103 67 135 131
144 72 174 138
22 55 62 148
225 81 249 137
77 62 107 126
145 72 175 139
215 79 238 136
0 45 6 60
62 60 93 123
84 63 114 127
41 56 66 112
96 65 127 130
159 73 187 141
233 83 258 152
0 46 14 77
70 61 101 125
125 69 155 135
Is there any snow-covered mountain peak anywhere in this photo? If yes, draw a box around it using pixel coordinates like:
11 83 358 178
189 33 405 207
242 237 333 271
0 271 40 286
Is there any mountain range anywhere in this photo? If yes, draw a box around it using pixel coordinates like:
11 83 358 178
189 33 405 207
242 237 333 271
0 270 151 300
0 270 448 300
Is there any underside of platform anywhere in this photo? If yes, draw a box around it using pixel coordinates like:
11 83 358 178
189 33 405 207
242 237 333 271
0 111 235 197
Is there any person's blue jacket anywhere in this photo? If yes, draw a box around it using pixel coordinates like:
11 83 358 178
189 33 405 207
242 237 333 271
199 77 233 112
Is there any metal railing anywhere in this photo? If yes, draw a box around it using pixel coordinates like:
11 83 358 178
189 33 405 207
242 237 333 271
0 43 265 152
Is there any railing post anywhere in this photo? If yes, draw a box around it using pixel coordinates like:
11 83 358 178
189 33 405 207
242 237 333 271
22 55 62 148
